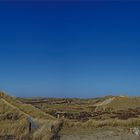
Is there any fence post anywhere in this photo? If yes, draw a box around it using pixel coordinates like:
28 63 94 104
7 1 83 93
29 122 32 134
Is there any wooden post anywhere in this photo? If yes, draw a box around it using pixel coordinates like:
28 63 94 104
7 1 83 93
27 116 38 134
29 122 32 134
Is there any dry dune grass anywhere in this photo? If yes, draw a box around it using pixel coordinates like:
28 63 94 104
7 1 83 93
0 119 29 140
0 92 61 140
1 91 140 139
33 119 63 140
0 92 54 120
0 98 28 120
99 96 140 111
63 118 140 128
0 119 63 140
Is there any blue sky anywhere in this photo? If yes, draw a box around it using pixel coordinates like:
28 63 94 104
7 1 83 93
0 1 140 97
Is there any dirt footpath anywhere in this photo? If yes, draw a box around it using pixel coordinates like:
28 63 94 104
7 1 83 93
60 127 140 140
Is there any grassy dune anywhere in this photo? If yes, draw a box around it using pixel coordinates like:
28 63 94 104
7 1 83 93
105 96 140 110
1 91 140 139
0 92 54 120
0 91 62 140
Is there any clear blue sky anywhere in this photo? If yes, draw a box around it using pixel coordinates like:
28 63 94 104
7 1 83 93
0 1 140 97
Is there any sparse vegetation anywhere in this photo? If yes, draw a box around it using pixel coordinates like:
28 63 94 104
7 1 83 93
1 91 140 140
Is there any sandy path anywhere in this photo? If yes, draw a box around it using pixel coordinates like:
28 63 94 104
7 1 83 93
60 127 140 140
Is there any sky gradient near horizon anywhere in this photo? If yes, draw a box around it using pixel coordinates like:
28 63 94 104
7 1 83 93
0 1 140 97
